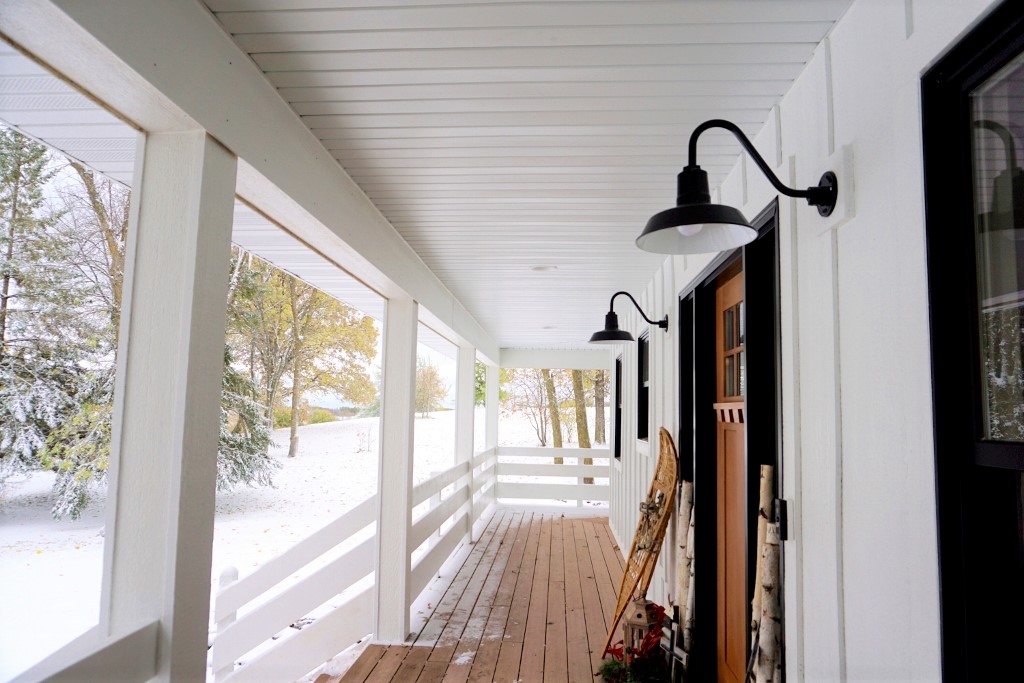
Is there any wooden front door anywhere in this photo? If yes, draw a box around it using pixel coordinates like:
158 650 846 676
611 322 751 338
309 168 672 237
715 270 746 683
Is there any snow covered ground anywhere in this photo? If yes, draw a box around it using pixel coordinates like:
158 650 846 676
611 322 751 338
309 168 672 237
0 407 604 681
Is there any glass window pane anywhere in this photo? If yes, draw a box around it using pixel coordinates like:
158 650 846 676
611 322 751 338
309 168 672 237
971 52 1024 441
725 354 736 397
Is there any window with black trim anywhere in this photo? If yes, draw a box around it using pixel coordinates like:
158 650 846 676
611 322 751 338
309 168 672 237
614 355 623 458
923 3 1024 678
638 333 649 441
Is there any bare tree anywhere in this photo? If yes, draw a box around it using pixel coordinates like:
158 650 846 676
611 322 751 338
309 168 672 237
572 369 594 483
593 370 606 444
542 368 563 465
501 368 549 445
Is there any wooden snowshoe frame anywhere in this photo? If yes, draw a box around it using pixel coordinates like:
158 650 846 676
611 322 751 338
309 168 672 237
602 427 678 657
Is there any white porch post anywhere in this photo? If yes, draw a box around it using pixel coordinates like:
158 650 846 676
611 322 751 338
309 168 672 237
100 131 236 680
485 364 499 450
455 346 477 539
374 296 418 642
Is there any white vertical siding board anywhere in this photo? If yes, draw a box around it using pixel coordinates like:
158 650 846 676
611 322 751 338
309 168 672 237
779 45 845 683
778 157 806 681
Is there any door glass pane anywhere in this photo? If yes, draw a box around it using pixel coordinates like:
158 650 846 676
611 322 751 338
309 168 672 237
725 354 735 397
739 301 746 346
972 52 1024 441
724 307 735 351
739 350 746 397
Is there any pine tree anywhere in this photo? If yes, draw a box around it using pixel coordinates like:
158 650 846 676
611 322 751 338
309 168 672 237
0 127 69 488
219 346 277 490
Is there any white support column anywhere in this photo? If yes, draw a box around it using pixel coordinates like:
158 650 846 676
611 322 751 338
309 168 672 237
485 364 499 450
374 296 418 643
455 346 477 539
100 131 236 681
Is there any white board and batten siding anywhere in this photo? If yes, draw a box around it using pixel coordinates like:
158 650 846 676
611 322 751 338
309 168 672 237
612 1 1007 681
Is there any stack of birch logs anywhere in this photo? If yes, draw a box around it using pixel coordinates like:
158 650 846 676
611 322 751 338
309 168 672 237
675 479 696 673
747 464 781 682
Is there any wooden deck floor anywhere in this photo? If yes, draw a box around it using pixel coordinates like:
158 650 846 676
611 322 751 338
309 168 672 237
322 510 624 683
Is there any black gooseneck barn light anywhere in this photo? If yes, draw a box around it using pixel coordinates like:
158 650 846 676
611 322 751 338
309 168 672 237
636 119 839 254
975 119 1024 239
589 291 668 344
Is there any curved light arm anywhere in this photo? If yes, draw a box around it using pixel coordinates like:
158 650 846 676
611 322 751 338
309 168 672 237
975 119 1018 169
688 118 836 212
610 291 668 329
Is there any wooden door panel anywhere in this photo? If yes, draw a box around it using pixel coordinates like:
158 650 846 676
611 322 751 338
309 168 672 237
715 269 746 683
717 419 746 683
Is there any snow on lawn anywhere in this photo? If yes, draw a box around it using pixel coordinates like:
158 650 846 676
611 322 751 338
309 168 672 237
0 407 606 681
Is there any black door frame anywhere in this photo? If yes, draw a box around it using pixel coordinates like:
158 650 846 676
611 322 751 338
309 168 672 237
678 200 781 681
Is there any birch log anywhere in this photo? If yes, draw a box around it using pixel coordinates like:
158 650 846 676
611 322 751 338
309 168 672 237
750 465 774 643
675 480 694 608
755 523 781 683
682 510 696 653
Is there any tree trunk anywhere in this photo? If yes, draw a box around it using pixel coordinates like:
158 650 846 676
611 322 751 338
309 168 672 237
750 465 774 643
71 162 125 340
593 370 606 444
0 158 22 354
571 369 593 482
542 368 562 454
676 480 694 609
754 524 782 683
287 278 303 457
572 369 591 448
683 510 696 654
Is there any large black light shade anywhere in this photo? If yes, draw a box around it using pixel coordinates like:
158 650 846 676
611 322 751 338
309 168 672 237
637 119 838 255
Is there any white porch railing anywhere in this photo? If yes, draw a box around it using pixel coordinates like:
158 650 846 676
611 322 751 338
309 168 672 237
209 495 377 683
409 458 476 598
207 445 605 682
494 446 611 505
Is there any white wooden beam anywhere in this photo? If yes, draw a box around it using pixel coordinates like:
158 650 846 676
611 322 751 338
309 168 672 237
500 348 614 370
101 130 236 680
374 296 418 642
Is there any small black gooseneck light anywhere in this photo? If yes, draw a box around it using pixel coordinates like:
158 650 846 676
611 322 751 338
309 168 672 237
589 291 668 344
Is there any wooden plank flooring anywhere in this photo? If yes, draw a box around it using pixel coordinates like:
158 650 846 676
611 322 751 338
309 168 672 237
325 510 623 683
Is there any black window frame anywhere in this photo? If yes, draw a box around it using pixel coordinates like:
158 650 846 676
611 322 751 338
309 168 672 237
637 332 650 441
614 355 623 459
922 2 1024 679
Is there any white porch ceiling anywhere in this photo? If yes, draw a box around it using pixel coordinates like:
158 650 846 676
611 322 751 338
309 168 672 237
204 0 851 349
0 0 853 351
